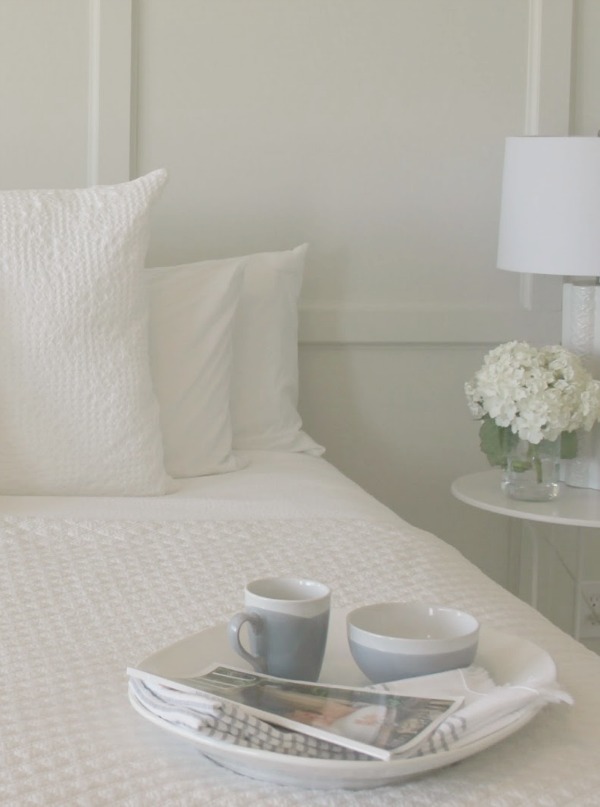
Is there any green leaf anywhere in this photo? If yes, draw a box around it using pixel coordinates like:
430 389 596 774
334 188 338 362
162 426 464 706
478 418 516 468
477 417 576 466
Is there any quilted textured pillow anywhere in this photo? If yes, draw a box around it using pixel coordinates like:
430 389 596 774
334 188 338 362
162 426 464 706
0 169 172 495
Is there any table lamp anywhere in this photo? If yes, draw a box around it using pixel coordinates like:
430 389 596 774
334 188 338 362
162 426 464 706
497 136 600 489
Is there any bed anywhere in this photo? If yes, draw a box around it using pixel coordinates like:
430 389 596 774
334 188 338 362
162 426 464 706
1 171 600 805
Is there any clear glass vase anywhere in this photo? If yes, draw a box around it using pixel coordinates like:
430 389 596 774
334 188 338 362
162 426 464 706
501 437 561 502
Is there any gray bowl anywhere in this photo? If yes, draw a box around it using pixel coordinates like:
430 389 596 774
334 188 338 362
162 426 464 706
347 602 480 683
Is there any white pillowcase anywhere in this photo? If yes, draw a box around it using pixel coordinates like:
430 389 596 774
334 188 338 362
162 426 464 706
0 169 172 495
148 258 246 478
147 245 323 471
230 244 324 455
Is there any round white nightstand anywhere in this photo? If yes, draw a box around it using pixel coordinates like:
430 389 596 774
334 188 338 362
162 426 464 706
451 469 600 639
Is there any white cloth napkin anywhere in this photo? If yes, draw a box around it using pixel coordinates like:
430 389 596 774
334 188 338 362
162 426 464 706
128 664 572 761
377 665 573 756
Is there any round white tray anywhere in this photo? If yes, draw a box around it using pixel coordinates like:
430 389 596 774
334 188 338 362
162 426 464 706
130 609 557 790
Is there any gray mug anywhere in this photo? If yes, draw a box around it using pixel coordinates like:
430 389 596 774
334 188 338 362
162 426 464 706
227 576 331 681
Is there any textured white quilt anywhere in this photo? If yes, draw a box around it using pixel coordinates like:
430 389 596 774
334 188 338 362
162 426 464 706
1 511 600 805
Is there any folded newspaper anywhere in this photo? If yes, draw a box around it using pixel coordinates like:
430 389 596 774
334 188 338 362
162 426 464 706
128 661 572 762
128 663 463 760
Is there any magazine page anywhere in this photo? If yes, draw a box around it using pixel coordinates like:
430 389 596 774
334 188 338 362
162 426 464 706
128 663 463 760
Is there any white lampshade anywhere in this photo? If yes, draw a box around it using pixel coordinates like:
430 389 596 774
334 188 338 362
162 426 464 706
497 137 600 277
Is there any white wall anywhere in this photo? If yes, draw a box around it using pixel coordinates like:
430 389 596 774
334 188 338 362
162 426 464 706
0 0 89 188
2 0 599 639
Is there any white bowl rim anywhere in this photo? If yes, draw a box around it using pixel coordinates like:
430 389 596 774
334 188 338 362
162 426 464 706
347 601 480 653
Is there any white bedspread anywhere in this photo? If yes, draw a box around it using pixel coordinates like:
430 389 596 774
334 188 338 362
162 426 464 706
1 507 600 805
0 451 399 522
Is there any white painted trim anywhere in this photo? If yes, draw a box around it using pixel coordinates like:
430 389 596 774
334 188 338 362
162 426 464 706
518 0 574 315
524 0 574 137
518 0 543 311
525 0 544 137
536 0 574 135
510 1 576 609
87 0 101 186
87 0 134 185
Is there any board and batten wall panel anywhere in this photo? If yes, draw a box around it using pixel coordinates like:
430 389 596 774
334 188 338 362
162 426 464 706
135 0 561 346
133 0 565 587
2 1 596 634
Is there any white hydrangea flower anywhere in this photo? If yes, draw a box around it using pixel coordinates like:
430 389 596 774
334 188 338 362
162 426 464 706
464 341 600 443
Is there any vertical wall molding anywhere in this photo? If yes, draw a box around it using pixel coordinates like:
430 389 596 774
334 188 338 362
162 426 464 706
518 0 543 312
129 0 141 180
524 0 544 138
519 0 574 314
87 0 134 185
524 1 574 138
508 0 574 597
87 0 101 186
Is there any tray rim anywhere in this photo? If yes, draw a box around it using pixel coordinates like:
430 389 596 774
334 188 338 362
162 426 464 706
130 609 557 789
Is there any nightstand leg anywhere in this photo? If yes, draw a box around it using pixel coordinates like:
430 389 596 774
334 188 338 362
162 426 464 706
522 521 539 609
573 529 585 641
530 525 539 610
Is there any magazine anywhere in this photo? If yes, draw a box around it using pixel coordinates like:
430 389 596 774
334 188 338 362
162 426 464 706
127 663 463 760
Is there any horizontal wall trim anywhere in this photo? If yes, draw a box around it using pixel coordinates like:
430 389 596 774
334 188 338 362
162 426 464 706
298 305 560 346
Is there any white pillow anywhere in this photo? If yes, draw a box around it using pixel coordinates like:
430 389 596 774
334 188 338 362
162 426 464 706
230 244 324 455
0 169 172 495
148 258 246 477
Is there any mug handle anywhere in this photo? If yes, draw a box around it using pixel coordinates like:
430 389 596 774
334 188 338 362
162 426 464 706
227 611 267 673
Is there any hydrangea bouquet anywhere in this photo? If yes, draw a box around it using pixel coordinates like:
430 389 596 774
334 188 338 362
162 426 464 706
465 341 600 467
